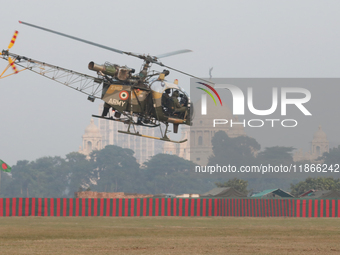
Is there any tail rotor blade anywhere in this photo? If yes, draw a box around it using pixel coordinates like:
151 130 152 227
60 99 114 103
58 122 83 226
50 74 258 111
8 57 19 74
8 31 19 50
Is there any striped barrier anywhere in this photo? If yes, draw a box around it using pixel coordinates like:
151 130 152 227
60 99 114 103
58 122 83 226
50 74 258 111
0 198 339 217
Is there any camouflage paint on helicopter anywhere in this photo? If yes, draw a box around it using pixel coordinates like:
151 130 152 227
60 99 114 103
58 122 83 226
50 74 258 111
101 80 191 125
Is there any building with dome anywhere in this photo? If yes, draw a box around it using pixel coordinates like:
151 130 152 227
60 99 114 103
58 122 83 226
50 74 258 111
293 126 329 162
79 119 103 156
163 97 246 165
96 104 162 164
79 105 164 163
312 126 329 157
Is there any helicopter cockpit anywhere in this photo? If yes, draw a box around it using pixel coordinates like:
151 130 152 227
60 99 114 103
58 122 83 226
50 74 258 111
150 80 191 120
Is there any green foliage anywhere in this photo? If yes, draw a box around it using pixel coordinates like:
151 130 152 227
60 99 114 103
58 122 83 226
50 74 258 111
257 146 295 166
1 160 31 197
208 131 260 167
143 153 192 177
7 141 337 198
215 178 249 194
143 153 211 194
89 145 142 193
1 157 68 198
322 145 340 165
1 146 214 197
290 177 340 196
64 152 93 196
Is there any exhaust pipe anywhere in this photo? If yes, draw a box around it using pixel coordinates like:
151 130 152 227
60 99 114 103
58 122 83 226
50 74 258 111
88 61 117 76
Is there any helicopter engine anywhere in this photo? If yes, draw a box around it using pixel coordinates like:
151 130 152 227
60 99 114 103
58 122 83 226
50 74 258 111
88 61 134 81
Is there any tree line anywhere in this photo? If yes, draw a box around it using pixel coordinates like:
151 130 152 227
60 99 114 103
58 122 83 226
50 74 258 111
209 131 340 193
0 145 213 198
1 131 339 198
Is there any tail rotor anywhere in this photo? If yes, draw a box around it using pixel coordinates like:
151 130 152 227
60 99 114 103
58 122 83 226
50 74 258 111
7 30 19 51
0 31 19 77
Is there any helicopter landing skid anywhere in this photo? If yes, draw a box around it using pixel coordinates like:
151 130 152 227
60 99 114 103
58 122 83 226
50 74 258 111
92 115 160 127
117 130 187 143
92 115 130 124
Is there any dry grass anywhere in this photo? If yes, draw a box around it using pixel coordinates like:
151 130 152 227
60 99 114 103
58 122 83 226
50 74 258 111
0 217 339 254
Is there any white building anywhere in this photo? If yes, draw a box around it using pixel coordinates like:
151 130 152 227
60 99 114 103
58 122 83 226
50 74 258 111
97 104 162 164
78 118 103 157
293 126 330 162
163 98 246 165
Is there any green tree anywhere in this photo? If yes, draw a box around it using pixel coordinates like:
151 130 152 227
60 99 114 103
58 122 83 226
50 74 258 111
143 154 212 194
63 152 93 197
215 178 249 194
0 171 12 197
208 131 260 167
2 160 36 197
290 177 340 196
29 156 67 197
257 146 295 166
322 145 340 164
2 157 68 197
90 145 142 193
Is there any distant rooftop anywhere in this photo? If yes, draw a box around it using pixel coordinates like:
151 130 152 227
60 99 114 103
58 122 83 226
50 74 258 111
251 189 294 198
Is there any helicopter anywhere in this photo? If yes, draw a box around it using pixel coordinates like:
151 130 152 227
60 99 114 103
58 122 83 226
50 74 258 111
0 21 211 143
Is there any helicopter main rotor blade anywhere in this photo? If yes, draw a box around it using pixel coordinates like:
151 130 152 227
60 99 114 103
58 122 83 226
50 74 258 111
19 21 125 55
159 62 214 85
19 21 210 85
156 49 192 59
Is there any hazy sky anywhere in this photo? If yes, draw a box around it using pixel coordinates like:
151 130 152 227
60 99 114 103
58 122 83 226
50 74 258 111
1 0 340 165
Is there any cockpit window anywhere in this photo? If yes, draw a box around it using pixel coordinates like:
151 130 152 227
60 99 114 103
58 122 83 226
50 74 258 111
162 88 189 119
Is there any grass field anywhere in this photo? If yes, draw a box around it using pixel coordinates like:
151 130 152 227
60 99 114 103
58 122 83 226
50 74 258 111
0 217 339 254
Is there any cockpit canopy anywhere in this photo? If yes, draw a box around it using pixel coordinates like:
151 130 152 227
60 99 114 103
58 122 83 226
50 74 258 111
150 80 190 102
150 80 193 123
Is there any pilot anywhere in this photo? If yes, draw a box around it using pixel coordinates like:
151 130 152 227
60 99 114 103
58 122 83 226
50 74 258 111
101 102 111 117
171 90 187 116
162 89 172 112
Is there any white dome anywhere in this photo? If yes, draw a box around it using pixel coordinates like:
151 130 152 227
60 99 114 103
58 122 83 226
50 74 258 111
83 119 102 138
313 126 327 142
